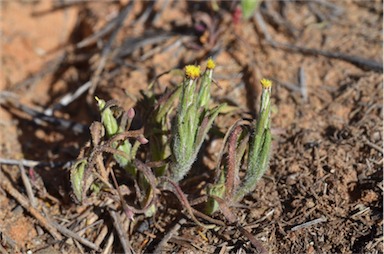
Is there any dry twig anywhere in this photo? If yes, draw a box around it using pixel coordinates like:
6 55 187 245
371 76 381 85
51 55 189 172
0 158 72 168
254 10 383 72
88 2 134 98
0 169 63 240
102 234 114 254
2 98 86 134
18 163 37 207
109 209 134 254
50 221 100 251
153 218 186 254
290 216 327 231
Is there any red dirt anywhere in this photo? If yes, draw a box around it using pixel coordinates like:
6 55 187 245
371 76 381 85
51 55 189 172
1 1 382 253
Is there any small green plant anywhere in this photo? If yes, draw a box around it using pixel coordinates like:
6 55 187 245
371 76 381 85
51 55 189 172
206 78 272 214
70 100 149 204
170 59 226 182
69 59 273 233
95 97 147 176
241 0 261 20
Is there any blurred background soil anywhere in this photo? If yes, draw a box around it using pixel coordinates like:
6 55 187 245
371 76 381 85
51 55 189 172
0 1 383 253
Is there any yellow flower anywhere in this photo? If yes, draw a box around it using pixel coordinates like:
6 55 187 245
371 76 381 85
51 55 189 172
185 65 201 80
260 78 272 88
206 58 216 69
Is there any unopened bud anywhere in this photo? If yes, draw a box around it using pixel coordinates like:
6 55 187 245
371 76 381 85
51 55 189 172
137 135 149 145
127 108 135 119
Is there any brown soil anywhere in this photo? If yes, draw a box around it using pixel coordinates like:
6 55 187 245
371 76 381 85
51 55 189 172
0 1 382 253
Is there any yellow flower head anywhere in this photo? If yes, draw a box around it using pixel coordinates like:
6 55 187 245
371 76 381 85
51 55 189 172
185 65 201 80
260 78 272 89
206 58 216 70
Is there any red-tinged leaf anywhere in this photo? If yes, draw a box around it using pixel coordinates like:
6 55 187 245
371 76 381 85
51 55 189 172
226 125 243 199
161 177 215 229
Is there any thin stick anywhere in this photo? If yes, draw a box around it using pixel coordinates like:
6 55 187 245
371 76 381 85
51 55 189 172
162 177 215 229
19 163 37 207
261 1 297 38
0 158 44 167
212 195 267 254
0 158 73 168
363 138 383 154
50 221 100 251
76 1 133 49
0 169 63 240
153 218 186 254
11 53 66 91
244 209 275 229
44 81 92 116
88 2 133 97
3 99 86 134
109 210 134 254
73 238 85 254
94 225 109 248
0 231 17 250
191 208 226 227
274 39 382 73
238 226 268 254
76 219 103 236
115 33 174 60
101 233 114 254
218 242 228 254
271 78 300 93
299 66 308 102
0 91 18 104
290 216 327 231
132 1 154 26
0 244 7 254
254 10 382 72
152 0 170 25
312 0 344 16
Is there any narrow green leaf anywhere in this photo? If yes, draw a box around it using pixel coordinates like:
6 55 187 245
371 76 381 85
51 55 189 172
194 103 226 151
70 160 87 202
156 85 182 122
241 0 260 20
